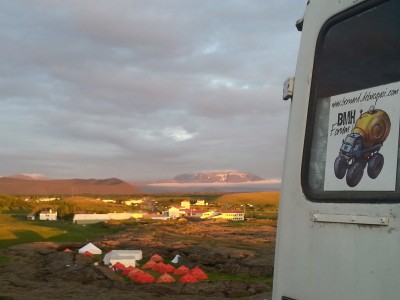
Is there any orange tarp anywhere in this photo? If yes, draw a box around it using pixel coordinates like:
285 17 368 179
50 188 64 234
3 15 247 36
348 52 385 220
173 265 189 275
142 260 156 269
178 273 199 283
164 264 176 273
156 273 176 283
131 272 155 284
128 269 144 280
150 254 163 262
122 266 136 276
190 266 208 280
112 262 126 271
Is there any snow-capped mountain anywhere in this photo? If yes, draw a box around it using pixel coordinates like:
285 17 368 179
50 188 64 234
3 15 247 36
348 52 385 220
173 171 264 183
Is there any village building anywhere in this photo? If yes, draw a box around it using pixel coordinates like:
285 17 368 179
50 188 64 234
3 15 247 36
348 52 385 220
143 213 169 220
73 212 141 224
179 208 195 217
194 199 208 206
167 206 181 219
73 213 110 224
180 200 191 209
124 199 144 205
39 209 57 220
130 212 144 219
212 211 245 221
200 211 221 219
26 214 36 221
102 199 116 203
38 197 58 202
107 212 133 220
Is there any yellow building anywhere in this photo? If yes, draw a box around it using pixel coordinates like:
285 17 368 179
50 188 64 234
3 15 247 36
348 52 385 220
212 211 245 221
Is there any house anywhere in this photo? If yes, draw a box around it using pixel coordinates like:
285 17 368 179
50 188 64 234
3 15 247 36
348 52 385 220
168 207 181 219
26 214 36 221
39 209 57 220
124 199 144 205
194 199 207 206
180 200 191 209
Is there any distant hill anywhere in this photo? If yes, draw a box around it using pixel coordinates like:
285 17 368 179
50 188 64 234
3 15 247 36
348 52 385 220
0 177 142 195
173 171 264 183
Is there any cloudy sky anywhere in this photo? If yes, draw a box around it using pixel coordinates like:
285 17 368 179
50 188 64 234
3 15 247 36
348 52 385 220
0 0 305 181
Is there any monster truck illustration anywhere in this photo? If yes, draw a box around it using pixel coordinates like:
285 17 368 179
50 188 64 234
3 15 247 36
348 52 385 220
334 106 391 187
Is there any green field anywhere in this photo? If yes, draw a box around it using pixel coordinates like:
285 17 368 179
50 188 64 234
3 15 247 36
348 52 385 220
0 214 125 249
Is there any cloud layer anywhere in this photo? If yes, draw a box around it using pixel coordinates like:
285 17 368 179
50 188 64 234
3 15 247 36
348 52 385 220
0 0 304 180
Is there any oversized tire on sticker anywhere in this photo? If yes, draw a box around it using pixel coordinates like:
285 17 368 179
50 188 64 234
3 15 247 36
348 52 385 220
367 153 384 179
346 161 365 187
334 156 348 179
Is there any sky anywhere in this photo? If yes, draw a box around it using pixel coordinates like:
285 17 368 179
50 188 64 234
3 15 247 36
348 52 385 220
0 0 305 181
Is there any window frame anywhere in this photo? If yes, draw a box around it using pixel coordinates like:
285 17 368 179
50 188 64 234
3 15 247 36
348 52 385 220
301 0 399 203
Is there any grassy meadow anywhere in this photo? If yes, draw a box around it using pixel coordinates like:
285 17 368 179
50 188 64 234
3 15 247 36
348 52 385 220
0 214 125 249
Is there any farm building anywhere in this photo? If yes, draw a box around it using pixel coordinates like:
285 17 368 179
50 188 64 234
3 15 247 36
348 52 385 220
73 212 141 224
180 200 191 209
39 209 57 221
73 214 110 224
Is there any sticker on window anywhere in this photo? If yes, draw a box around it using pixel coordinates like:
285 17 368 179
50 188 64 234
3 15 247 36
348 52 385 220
324 82 400 191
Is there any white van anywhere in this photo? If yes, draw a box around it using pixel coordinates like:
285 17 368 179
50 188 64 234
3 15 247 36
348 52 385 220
273 0 400 299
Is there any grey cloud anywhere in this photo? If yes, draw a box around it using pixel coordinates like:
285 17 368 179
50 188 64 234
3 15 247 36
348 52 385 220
0 0 304 180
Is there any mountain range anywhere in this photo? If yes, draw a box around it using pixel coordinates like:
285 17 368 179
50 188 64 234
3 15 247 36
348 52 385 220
0 177 141 195
0 171 277 195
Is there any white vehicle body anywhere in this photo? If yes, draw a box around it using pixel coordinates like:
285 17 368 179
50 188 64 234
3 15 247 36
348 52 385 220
273 0 400 299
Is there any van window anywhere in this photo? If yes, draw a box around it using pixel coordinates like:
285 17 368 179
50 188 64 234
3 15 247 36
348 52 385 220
303 0 400 202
